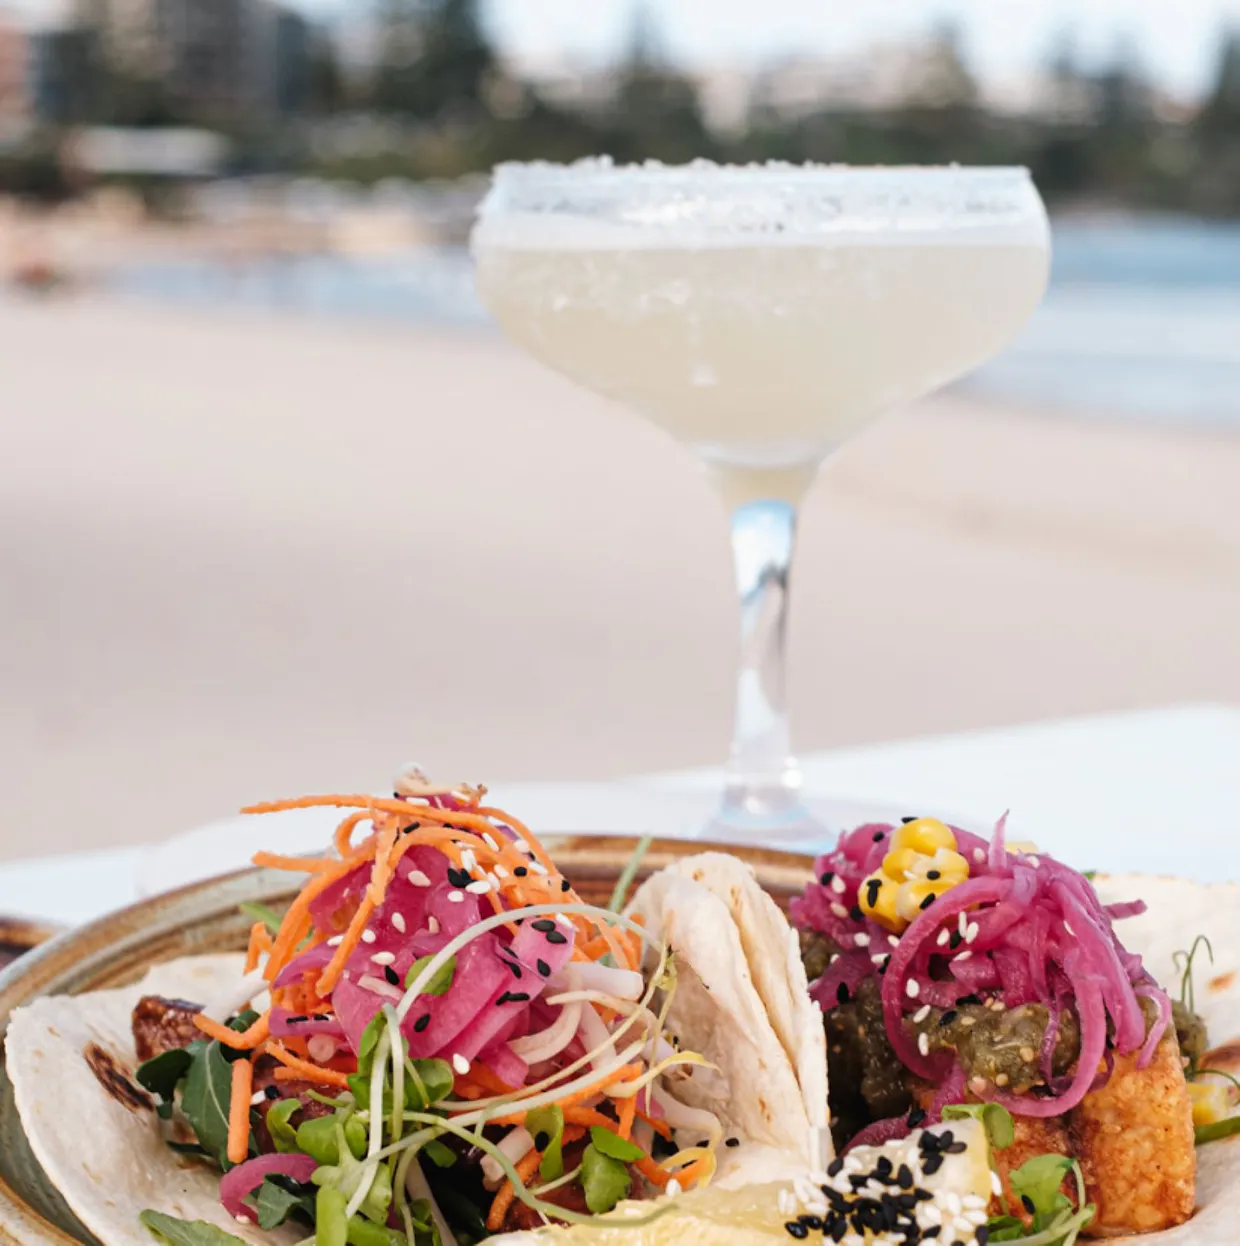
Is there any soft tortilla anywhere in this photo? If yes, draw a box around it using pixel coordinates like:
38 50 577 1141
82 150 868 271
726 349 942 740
6 954 298 1246
633 853 828 1148
626 869 814 1175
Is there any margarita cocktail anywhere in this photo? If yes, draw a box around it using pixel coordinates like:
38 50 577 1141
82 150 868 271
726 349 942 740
472 161 1050 837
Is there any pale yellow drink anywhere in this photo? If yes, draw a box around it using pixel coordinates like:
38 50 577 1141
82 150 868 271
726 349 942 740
474 232 1049 504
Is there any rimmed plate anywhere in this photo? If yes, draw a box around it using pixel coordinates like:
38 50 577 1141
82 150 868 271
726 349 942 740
0 835 815 1246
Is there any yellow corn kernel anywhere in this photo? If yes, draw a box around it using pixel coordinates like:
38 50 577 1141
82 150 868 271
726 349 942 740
882 846 921 881
896 877 954 924
906 847 970 885
858 870 903 931
1188 1080 1232 1127
892 818 956 858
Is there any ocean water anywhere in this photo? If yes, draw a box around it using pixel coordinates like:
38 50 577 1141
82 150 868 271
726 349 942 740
110 217 1240 429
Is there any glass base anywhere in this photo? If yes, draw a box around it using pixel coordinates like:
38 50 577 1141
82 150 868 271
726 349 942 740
699 780 827 850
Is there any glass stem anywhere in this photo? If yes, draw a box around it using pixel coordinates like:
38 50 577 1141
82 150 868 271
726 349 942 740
719 499 807 827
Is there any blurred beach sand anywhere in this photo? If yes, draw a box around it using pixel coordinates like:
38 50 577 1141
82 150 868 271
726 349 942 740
3 294 1239 861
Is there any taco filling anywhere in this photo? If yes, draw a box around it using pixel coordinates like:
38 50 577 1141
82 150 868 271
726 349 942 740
794 816 1206 1237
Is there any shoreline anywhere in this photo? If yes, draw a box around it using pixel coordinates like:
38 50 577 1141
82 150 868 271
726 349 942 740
3 294 1239 862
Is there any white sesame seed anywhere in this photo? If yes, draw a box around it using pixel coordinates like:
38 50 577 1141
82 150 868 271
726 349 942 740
236 1215 252 1225
327 935 343 947
451 1053 470 1075
830 875 846 895
493 864 509 880
913 1004 931 1023
830 902 849 919
1028 855 1041 868
854 932 870 947
482 832 499 852
872 953 887 965
777 1190 794 1216
408 870 431 888
513 839 530 854
937 929 951 947
530 861 549 876
361 929 377 944
956 950 972 960
390 912 406 933
906 979 920 998
921 1204 942 1226
966 1207 989 1225
427 916 440 934
945 1192 962 1216
965 922 979 944
666 1179 682 1197
250 1090 267 1105
973 848 986 863
460 849 477 872
1064 919 1075 936
962 1194 986 1211
371 951 396 965
991 1170 1004 1196
465 879 492 895
958 911 968 936
887 934 900 947
447 891 465 903
918 1031 930 1057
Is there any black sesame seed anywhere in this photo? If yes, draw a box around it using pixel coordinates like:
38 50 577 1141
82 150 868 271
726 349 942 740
546 930 568 945
264 1085 280 1100
866 878 882 908
784 1223 809 1240
531 919 556 932
1022 1194 1036 1215
875 1156 893 1176
534 1131 550 1151
896 1163 913 1189
949 930 964 949
938 1130 954 1147
514 866 528 877
922 1224 941 1237
560 879 571 892
907 1108 926 1128
496 992 513 1006
849 906 864 922
878 957 889 975
827 1157 844 1178
401 822 421 835
447 867 470 888
848 1174 869 1191
288 1014 308 1023
836 982 851 1005
383 966 400 986
872 830 885 842
313 1013 330 1022
922 1154 943 1176
413 1013 430 1033
919 893 936 911
828 1219 848 1243
958 993 981 1006
798 1214 823 1230
820 871 835 886
696 1139 710 1149
976 1229 990 1246
503 960 522 978
507 992 531 1003
927 869 941 881
939 1009 958 1027
901 815 918 823
725 1136 739 1147
536 958 551 977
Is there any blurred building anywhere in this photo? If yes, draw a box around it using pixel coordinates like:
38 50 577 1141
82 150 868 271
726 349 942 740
0 9 29 131
29 25 96 124
270 3 311 116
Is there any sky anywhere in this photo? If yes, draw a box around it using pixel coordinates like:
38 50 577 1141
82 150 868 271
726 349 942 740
12 0 1240 100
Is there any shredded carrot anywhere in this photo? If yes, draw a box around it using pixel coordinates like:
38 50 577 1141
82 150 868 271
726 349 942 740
616 1091 637 1140
193 1012 270 1051
244 922 273 974
227 1057 254 1164
314 894 375 995
636 1108 672 1140
561 1106 619 1130
668 1155 712 1190
266 1042 352 1087
635 1155 672 1189
334 809 376 858
467 1064 519 1096
252 852 335 874
487 1145 545 1232
365 816 401 908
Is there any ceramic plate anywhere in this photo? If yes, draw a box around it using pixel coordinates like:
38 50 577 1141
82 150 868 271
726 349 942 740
0 836 815 1246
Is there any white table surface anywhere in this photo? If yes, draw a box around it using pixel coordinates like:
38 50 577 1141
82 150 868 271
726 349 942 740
3 702 1236 930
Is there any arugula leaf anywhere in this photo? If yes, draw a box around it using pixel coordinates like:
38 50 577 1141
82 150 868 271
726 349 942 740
239 901 285 934
942 1102 1016 1150
405 954 456 996
138 1210 244 1246
179 1042 234 1167
526 1105 566 1181
265 1098 301 1152
135 1047 195 1102
253 1176 314 1230
1196 1116 1240 1144
580 1143 631 1214
588 1124 645 1163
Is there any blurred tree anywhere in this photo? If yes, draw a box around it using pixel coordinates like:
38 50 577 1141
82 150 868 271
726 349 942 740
910 21 978 110
307 30 346 115
1198 29 1240 135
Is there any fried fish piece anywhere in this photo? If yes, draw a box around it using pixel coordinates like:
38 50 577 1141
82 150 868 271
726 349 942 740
1070 1035 1195 1236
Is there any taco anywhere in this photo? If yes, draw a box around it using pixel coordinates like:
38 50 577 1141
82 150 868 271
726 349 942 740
7 781 823 1246
794 816 1240 1241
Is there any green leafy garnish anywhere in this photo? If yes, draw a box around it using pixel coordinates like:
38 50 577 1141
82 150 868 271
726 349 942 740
357 1014 386 1077
580 1142 631 1214
526 1104 566 1181
265 1098 301 1152
239 901 285 933
253 1175 314 1230
988 1154 1095 1245
404 954 456 996
134 1047 194 1102
1174 934 1213 1019
608 835 653 912
404 1057 453 1110
422 1138 456 1168
316 1185 349 1246
942 1102 1016 1150
179 1042 234 1167
311 1119 392 1224
588 1124 645 1162
138 1210 244 1246
295 1113 366 1165
1195 1116 1240 1145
